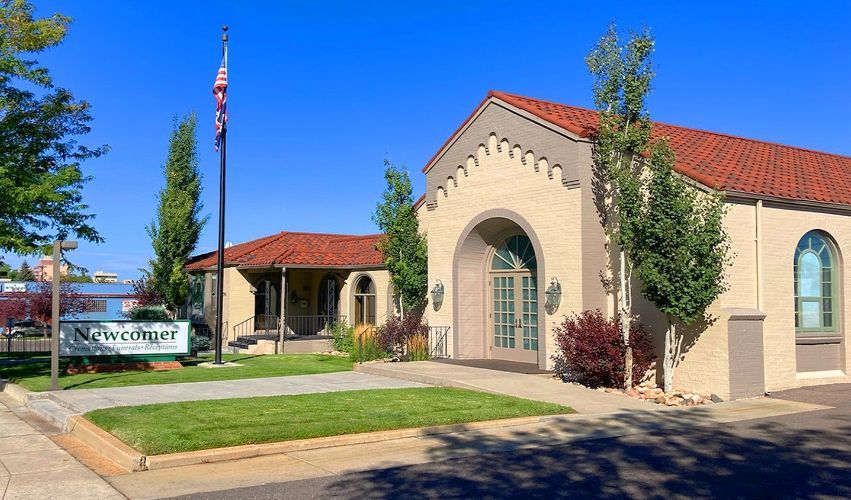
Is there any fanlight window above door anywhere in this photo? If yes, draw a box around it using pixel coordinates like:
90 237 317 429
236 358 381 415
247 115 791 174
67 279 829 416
491 235 537 271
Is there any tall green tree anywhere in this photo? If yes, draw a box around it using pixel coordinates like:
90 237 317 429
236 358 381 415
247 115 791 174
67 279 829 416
632 139 730 393
147 113 207 314
0 0 106 260
586 24 654 388
372 159 428 316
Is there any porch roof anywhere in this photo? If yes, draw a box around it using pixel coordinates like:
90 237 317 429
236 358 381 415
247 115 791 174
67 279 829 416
185 231 385 271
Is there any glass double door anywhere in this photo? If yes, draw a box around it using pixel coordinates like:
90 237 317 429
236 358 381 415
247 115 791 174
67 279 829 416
490 272 538 363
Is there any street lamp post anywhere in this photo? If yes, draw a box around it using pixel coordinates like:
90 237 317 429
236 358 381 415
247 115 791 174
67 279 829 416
50 240 78 391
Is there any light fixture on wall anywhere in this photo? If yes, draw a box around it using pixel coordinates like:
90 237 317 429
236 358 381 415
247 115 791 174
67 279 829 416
431 279 445 310
545 277 561 313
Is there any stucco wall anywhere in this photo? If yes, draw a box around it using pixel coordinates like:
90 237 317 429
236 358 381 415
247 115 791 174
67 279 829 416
342 269 394 326
197 267 393 339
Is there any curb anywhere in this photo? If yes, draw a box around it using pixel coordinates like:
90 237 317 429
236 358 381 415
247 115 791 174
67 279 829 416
68 416 146 472
0 378 32 405
70 412 577 472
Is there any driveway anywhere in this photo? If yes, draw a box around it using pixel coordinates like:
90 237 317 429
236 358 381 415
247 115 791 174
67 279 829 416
174 384 851 499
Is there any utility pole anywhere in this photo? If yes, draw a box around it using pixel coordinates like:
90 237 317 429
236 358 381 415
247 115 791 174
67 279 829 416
50 240 77 391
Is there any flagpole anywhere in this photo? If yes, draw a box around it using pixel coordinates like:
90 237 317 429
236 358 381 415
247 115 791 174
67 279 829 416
213 25 228 365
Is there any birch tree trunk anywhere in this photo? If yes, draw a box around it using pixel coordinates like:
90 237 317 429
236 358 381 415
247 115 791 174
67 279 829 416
620 249 633 389
663 316 675 393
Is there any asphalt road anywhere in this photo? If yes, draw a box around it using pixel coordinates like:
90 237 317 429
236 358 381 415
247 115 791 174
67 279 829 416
175 384 851 499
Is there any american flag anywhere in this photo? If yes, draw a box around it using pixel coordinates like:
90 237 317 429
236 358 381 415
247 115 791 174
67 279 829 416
213 46 228 151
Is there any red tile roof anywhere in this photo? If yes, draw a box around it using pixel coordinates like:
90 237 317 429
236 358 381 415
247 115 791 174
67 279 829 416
185 232 385 270
427 90 851 207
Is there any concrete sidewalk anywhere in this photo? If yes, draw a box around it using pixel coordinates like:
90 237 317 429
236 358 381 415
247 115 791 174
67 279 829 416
43 371 425 414
0 394 122 500
356 361 658 414
105 396 829 499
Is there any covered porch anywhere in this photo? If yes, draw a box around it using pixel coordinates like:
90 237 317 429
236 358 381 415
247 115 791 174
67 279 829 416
224 266 393 352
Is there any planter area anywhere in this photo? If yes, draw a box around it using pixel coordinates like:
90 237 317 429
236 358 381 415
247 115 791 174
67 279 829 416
599 380 718 406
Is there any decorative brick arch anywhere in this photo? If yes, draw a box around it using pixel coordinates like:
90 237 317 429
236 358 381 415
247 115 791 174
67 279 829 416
452 208 548 368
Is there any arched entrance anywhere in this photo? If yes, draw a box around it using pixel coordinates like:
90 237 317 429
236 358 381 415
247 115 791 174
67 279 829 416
452 210 546 367
318 273 341 319
489 234 539 363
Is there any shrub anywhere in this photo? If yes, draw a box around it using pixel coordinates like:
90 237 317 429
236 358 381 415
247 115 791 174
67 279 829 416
553 309 654 388
329 321 355 354
191 334 212 352
128 305 170 321
376 314 430 361
352 324 387 362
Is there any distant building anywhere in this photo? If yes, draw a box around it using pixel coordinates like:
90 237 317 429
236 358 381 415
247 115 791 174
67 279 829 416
32 256 68 282
0 281 138 322
93 270 118 284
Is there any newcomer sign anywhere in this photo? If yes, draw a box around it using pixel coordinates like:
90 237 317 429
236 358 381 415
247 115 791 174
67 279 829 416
60 321 190 357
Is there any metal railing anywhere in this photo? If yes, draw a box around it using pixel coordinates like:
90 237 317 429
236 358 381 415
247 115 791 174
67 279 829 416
1 329 51 357
352 325 450 363
233 314 279 340
428 326 450 359
285 315 346 337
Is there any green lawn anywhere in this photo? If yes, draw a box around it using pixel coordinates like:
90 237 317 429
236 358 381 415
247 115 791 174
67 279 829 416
0 354 352 392
86 387 572 455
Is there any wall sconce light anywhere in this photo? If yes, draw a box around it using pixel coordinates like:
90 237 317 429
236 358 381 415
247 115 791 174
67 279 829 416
431 279 445 310
545 277 561 313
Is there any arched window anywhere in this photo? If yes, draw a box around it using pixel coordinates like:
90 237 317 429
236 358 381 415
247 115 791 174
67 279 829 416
354 275 376 325
490 234 537 271
794 231 838 333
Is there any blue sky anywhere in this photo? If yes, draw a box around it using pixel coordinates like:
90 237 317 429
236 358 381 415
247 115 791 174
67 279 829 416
5 1 850 279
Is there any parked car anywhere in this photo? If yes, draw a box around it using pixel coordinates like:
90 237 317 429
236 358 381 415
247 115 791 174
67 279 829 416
5 319 50 337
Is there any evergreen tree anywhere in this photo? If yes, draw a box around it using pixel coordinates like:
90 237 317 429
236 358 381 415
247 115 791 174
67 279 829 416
0 0 106 255
17 260 34 281
147 113 207 313
372 159 428 316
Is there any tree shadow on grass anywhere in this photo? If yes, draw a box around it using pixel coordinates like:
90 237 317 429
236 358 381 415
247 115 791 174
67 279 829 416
313 402 851 499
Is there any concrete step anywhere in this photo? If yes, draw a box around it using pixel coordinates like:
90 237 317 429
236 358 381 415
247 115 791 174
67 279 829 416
26 397 79 432
235 336 260 345
283 338 333 354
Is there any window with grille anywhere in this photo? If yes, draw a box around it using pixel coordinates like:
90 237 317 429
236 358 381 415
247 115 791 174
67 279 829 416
85 299 107 313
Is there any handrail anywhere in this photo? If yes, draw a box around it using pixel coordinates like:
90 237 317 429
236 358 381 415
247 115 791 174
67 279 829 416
233 314 280 340
429 326 450 359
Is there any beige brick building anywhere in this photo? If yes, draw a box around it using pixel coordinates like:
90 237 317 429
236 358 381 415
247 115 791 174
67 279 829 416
417 91 850 399
188 90 849 399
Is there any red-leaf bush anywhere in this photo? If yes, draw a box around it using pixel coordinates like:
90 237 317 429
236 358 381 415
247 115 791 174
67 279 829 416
553 309 654 388
376 314 430 360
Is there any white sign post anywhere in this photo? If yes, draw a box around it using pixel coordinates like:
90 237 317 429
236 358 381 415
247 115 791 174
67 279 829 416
60 321 190 357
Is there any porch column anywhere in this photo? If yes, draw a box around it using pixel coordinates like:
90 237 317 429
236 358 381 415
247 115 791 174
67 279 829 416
279 267 287 353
